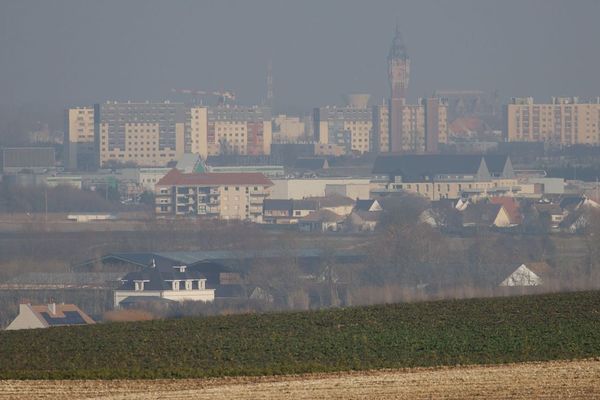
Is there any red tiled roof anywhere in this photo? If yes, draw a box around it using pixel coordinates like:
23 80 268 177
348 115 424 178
157 169 273 187
525 262 552 277
301 209 345 223
449 117 485 136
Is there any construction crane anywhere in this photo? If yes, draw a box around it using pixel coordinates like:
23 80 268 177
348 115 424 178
170 88 236 105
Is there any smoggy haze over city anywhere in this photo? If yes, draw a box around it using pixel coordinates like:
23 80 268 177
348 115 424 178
1 0 599 111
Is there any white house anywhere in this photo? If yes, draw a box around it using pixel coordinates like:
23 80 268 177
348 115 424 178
114 265 215 308
5 303 95 330
500 262 551 287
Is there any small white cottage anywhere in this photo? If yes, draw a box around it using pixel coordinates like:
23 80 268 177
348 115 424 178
500 262 551 287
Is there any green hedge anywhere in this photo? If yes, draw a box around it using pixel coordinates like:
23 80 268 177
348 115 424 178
1 291 599 379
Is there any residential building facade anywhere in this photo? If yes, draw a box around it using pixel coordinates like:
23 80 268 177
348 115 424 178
65 106 96 170
206 106 272 157
262 199 318 224
95 101 186 167
155 169 273 222
270 178 371 200
114 265 215 308
66 103 273 170
371 154 519 201
272 114 306 142
313 106 372 154
505 97 600 145
373 99 448 154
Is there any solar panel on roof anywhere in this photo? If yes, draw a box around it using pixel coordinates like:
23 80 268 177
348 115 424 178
40 311 88 326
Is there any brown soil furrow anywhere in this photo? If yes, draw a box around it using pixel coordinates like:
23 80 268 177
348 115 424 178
1 359 599 399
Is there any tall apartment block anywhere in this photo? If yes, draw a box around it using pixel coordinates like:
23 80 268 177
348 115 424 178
313 94 372 154
65 102 273 170
95 101 186 167
423 97 448 153
505 97 600 145
372 101 389 152
64 107 96 170
205 106 272 157
372 98 447 153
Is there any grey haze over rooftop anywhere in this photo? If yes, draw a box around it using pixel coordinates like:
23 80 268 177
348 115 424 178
1 0 599 112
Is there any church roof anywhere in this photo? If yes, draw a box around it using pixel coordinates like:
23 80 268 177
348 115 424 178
388 25 409 61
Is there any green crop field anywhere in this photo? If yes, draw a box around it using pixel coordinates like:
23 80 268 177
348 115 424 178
1 291 600 379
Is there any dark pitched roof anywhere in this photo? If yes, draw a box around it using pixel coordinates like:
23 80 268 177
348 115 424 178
5 272 124 287
372 154 488 181
559 209 587 230
98 253 181 271
119 268 206 291
305 193 355 208
463 203 503 226
533 202 563 215
483 155 512 177
294 157 328 170
355 199 380 212
263 199 293 212
29 304 95 326
560 196 585 212
40 311 87 326
157 169 273 187
292 199 318 210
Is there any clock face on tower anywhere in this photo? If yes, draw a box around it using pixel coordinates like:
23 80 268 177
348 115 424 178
389 61 409 84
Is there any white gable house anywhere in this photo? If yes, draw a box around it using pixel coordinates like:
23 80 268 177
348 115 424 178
500 263 550 287
114 265 215 308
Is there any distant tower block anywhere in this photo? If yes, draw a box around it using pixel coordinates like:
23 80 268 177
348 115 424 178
344 94 371 109
267 60 274 109
388 24 410 152
388 25 410 100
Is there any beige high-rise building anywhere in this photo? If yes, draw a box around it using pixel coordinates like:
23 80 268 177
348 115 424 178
64 107 95 170
190 106 208 159
272 115 306 142
66 103 273 170
372 102 390 152
206 106 272 156
372 98 447 153
96 102 186 167
313 106 372 154
506 97 600 145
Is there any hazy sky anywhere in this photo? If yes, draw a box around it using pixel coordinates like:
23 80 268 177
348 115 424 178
1 0 599 112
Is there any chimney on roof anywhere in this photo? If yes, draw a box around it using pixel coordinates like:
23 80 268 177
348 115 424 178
173 265 187 273
150 258 156 269
48 303 56 315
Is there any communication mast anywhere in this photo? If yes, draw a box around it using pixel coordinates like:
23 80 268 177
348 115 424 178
266 60 274 109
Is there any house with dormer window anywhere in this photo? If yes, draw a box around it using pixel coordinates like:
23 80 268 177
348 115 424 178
113 265 215 308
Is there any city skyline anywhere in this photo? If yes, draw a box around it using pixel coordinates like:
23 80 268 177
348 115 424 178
1 0 600 113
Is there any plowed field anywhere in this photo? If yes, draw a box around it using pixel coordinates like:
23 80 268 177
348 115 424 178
2 358 599 399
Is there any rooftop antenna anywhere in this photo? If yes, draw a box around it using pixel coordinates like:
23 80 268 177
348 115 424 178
267 59 273 109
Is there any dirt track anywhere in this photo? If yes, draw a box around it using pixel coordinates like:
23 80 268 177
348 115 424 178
2 359 599 399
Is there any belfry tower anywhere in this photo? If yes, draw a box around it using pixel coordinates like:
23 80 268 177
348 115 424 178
388 25 410 152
